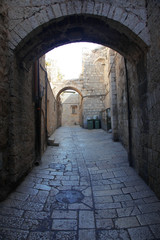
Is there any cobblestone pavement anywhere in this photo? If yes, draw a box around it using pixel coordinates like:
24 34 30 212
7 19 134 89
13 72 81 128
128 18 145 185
0 126 160 240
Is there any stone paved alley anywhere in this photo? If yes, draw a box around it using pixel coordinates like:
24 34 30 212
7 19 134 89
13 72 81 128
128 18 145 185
0 126 160 240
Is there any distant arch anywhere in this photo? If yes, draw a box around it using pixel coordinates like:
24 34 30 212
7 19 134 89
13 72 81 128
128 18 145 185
56 86 83 100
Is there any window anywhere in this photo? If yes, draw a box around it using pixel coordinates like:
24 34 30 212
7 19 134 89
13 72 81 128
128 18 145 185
71 105 77 114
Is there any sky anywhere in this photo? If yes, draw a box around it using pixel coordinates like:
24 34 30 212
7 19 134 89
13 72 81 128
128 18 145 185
45 42 102 79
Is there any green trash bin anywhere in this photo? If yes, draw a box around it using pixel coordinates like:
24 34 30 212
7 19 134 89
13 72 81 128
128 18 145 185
95 119 100 129
87 120 94 129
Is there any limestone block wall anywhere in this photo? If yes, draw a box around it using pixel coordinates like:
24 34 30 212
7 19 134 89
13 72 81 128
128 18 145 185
8 62 36 190
103 49 111 111
102 48 120 140
0 2 9 199
47 82 57 137
114 0 160 198
0 2 8 151
145 1 160 197
61 92 81 126
100 49 112 131
104 48 148 172
115 53 129 150
6 0 149 59
107 49 119 141
103 17 160 198
81 47 108 127
51 47 109 128
112 51 141 166
0 51 57 199
39 56 58 154
39 57 48 155
0 0 159 200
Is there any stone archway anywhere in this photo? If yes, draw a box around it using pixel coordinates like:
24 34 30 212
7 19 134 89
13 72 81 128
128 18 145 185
9 1 149 63
56 86 83 100
1 0 160 199
56 87 83 128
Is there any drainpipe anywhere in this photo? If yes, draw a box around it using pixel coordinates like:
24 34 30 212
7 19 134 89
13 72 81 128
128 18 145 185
40 64 48 145
124 58 132 167
35 59 41 165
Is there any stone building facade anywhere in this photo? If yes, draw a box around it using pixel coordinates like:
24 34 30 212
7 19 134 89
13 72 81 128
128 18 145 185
39 57 57 156
60 91 82 126
50 47 109 128
81 47 107 128
0 0 160 199
47 81 57 137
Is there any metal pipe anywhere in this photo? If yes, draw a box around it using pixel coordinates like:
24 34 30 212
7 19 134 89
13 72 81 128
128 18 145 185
124 58 132 167
40 64 48 144
34 59 41 166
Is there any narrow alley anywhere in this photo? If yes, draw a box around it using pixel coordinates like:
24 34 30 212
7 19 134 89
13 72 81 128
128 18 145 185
0 127 160 240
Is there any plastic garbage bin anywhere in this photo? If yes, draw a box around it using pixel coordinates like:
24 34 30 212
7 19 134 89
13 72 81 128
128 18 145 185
87 120 94 129
95 119 101 129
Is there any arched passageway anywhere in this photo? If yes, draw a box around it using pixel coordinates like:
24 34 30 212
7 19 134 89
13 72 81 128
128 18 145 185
56 87 83 128
0 1 160 202
56 87 83 100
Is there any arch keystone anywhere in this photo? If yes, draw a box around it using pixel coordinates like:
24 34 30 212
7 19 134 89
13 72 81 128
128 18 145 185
51 3 62 18
94 3 103 15
60 3 68 16
66 1 76 15
102 3 110 16
86 1 95 14
74 1 82 14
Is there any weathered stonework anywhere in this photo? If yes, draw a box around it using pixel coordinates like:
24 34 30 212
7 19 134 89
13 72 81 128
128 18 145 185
39 57 48 155
61 92 82 126
105 49 119 141
48 47 108 128
0 0 160 199
114 53 129 148
81 48 107 127
0 2 9 199
47 81 57 137
5 0 149 66
145 0 160 197
0 2 8 150
6 0 149 52
102 31 160 198
39 57 58 155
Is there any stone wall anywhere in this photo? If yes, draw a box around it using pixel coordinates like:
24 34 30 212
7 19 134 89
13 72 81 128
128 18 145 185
48 47 109 128
0 51 57 199
39 56 58 154
0 9 37 198
0 1 9 199
146 0 160 197
103 48 149 172
0 0 160 200
7 61 36 193
100 49 111 131
6 0 149 61
39 57 47 155
47 80 57 137
102 12 160 198
81 47 107 127
115 0 160 198
0 2 8 151
104 49 119 140
61 92 82 126
115 53 129 149
113 51 142 169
